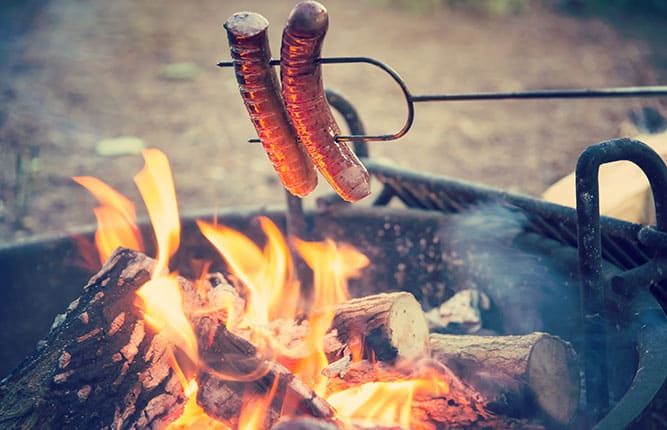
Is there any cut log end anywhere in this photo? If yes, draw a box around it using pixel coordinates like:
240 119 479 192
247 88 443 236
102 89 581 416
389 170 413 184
331 292 429 362
527 334 580 424
387 292 430 359
429 332 579 425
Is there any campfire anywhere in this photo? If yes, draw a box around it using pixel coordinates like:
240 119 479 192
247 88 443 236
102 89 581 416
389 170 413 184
3 1 667 429
0 147 582 429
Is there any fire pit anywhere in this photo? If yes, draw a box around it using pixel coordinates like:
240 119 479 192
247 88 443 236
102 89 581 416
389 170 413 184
2 129 667 429
2 24 667 426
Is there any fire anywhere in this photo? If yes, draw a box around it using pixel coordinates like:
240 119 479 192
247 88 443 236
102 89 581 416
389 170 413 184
168 379 230 430
326 377 447 428
73 176 143 263
134 148 180 278
77 147 439 429
196 216 300 330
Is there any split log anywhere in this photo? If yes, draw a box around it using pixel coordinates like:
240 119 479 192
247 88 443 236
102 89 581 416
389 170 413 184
424 289 490 334
325 359 491 429
0 248 187 429
429 332 579 425
325 360 544 429
269 292 429 368
0 247 335 430
271 416 405 430
196 317 335 429
328 292 429 362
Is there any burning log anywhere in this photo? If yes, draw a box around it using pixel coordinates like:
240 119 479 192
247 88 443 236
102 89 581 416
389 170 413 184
328 292 429 362
0 248 187 429
0 248 336 429
195 317 335 428
269 292 430 368
429 332 579 425
324 359 492 429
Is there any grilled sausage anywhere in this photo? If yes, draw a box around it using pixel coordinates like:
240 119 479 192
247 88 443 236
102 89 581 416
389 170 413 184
280 1 371 202
224 12 317 197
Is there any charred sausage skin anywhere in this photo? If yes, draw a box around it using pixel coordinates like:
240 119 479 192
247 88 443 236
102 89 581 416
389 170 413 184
280 1 371 202
225 12 317 198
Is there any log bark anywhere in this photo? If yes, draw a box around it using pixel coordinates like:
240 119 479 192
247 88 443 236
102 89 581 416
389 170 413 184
429 332 579 425
0 248 187 429
328 292 429 362
270 416 405 430
0 248 335 430
195 317 336 429
325 359 544 429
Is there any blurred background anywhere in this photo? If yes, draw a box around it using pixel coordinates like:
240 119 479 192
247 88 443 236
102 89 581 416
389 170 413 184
0 0 665 243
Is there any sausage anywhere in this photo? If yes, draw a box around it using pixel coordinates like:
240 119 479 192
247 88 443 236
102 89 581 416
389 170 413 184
280 1 371 202
224 12 317 198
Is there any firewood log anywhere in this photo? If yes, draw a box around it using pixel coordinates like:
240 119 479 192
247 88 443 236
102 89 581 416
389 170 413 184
195 317 336 429
325 359 545 429
0 248 187 429
270 292 429 368
0 248 335 429
429 332 579 425
325 359 490 429
328 292 429 362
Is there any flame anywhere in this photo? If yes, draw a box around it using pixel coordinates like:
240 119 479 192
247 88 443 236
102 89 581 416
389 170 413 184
326 376 449 428
136 274 198 364
168 379 230 430
292 239 369 392
73 176 143 262
134 148 180 277
196 216 300 330
79 148 459 430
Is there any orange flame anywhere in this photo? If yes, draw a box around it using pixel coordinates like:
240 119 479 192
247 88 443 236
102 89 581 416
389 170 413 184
134 148 180 277
79 148 456 430
168 379 230 430
73 176 143 262
326 376 449 428
196 216 300 330
293 238 369 393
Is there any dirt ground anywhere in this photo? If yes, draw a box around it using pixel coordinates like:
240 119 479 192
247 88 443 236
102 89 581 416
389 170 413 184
0 0 665 244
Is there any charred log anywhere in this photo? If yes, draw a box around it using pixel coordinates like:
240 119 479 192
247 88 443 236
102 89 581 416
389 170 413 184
429 332 579 425
325 359 492 429
196 317 335 429
0 248 186 429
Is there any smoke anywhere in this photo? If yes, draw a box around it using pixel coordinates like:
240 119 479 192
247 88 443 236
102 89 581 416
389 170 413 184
437 202 621 340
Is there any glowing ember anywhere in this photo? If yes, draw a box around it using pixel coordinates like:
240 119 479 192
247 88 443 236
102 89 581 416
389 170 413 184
167 379 229 430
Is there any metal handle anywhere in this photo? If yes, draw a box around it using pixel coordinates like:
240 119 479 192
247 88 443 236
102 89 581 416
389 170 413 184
219 56 667 144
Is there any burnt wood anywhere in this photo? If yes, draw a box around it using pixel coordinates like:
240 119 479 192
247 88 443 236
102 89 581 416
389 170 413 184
0 248 187 429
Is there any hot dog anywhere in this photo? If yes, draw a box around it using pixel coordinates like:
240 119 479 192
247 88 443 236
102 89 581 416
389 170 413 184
224 12 317 198
280 1 371 202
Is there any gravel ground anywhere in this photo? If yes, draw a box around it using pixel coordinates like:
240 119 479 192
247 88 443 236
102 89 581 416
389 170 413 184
0 0 665 243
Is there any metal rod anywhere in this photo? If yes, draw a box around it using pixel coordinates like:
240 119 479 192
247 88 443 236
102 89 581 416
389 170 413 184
575 138 667 423
411 86 667 102
218 56 667 144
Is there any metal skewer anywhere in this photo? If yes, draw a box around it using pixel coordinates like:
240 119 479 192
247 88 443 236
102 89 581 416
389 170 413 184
218 56 667 143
